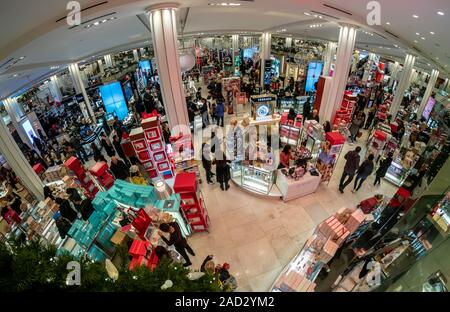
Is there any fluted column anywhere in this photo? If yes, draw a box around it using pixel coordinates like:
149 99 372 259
260 32 272 87
389 54 416 118
323 24 358 123
323 41 337 77
147 3 189 134
0 116 44 200
68 63 96 124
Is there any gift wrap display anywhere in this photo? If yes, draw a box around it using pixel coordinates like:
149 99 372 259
58 179 191 261
272 207 368 292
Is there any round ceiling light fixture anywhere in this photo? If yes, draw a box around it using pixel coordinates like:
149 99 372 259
412 14 419 18
437 11 444 16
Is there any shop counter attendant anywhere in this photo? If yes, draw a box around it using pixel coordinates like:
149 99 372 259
279 145 295 169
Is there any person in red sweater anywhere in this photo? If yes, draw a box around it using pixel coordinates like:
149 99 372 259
278 145 295 169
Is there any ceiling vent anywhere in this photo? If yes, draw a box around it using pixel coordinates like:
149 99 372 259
322 3 352 16
55 1 109 23
310 10 340 20
384 30 400 39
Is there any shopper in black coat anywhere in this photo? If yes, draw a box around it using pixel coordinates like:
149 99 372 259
352 154 375 192
202 143 214 184
69 191 94 221
55 213 72 239
91 142 106 163
112 135 129 166
109 156 129 181
214 153 231 191
100 133 116 157
55 197 78 223
374 152 393 186
339 146 361 193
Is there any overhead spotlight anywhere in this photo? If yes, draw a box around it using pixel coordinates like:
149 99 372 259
386 22 391 25
414 40 418 43
102 19 107 23
437 11 444 16
416 32 420 35
421 37 426 40
304 12 311 16
430 31 435 35
94 21 100 26
412 14 419 18
13 74 18 77
19 56 25 60
318 16 323 19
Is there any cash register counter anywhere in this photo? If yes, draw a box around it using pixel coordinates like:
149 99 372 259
276 165 321 202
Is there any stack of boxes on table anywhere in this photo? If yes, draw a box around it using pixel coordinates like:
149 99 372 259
89 161 115 190
333 91 357 126
274 207 366 292
63 157 99 199
43 165 68 182
26 197 60 240
129 116 174 180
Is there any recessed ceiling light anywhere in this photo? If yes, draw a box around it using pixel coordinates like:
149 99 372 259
436 57 439 60
386 22 391 25
94 21 99 26
19 56 25 60
421 37 426 40
304 12 310 16
412 14 419 18
414 40 418 43
437 11 444 16
416 32 420 35
428 63 431 66
13 74 18 77
430 31 435 35
318 16 323 19
102 19 107 23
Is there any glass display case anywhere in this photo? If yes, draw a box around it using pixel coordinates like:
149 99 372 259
384 158 409 186
231 162 276 195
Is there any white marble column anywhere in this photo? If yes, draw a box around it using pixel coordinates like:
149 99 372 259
323 24 357 123
104 54 113 68
68 63 97 124
260 32 272 87
417 69 439 118
2 97 30 146
133 49 140 62
322 41 337 77
147 3 189 134
50 75 62 102
97 59 104 75
0 116 44 200
285 37 292 48
389 54 416 118
232 34 239 69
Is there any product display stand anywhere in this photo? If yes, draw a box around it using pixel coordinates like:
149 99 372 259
276 165 321 202
173 172 210 232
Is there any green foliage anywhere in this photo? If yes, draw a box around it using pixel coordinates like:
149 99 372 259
0 241 223 292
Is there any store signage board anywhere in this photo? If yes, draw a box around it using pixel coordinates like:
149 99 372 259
252 96 277 102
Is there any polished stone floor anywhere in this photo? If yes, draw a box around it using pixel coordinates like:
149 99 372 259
187 131 397 291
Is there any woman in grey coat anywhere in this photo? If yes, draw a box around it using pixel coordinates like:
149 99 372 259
349 112 364 143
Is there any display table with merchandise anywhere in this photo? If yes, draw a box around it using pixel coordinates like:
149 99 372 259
276 165 321 202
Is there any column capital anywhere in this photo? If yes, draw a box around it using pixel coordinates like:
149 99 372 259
146 2 179 13
337 22 359 30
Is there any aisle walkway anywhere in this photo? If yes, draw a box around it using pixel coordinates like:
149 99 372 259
186 98 397 291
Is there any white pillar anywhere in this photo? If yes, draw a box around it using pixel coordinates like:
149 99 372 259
389 54 416 118
97 59 104 75
232 34 239 68
389 61 400 88
285 37 292 48
68 63 97 124
147 3 189 134
133 49 140 62
323 42 337 77
3 97 30 146
260 32 272 87
49 75 62 102
323 24 357 123
104 54 113 68
0 116 44 200
417 69 440 118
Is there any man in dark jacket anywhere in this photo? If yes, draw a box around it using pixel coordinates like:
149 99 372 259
374 152 393 186
158 222 195 267
339 146 361 193
201 143 214 184
352 154 375 192
109 156 129 181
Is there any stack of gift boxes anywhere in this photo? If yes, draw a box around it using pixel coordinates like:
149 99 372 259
128 239 159 271
333 92 357 126
63 156 98 199
43 165 68 182
89 161 115 190
274 208 366 292
129 116 173 180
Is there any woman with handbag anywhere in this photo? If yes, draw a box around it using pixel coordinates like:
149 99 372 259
349 112 364 143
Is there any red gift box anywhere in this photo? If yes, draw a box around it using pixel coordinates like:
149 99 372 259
64 156 83 171
377 112 387 120
129 239 150 257
280 112 288 125
326 132 345 146
121 140 136 158
142 116 159 130
89 161 109 177
174 172 197 193
32 163 45 175
373 130 387 141
131 209 152 241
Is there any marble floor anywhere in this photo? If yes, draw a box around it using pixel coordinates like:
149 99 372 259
186 130 397 292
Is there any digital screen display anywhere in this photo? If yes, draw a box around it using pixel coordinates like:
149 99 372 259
22 120 37 143
99 81 129 121
305 62 324 92
139 60 151 73
422 96 436 120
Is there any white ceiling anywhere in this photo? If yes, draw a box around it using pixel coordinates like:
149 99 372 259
1 0 449 99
